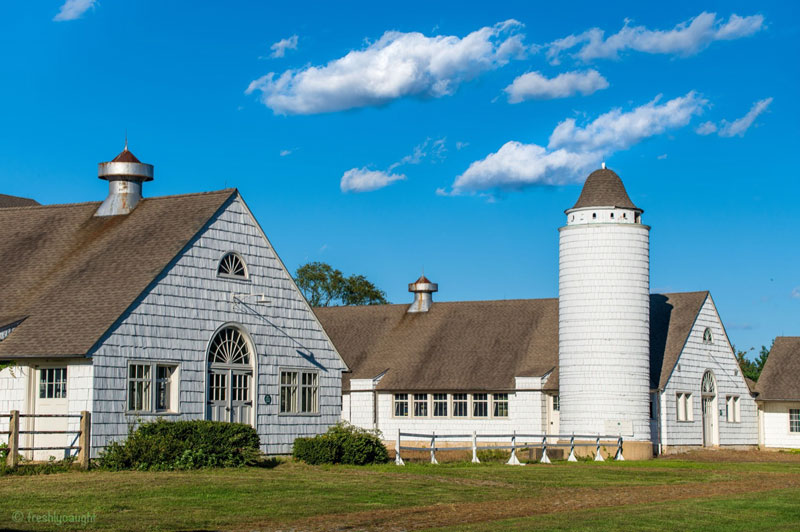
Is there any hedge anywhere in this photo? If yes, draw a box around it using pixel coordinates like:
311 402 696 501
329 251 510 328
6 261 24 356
293 422 388 465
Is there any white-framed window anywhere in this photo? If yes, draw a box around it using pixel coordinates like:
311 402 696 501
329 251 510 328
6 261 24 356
676 392 693 422
413 393 428 417
790 409 800 433
452 394 468 417
128 362 178 413
39 367 67 399
217 252 248 280
702 327 713 344
552 395 560 412
493 393 509 417
433 393 448 417
726 396 741 423
472 393 488 417
280 370 318 414
394 393 409 417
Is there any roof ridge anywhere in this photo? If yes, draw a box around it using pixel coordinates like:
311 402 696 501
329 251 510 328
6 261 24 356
0 188 237 212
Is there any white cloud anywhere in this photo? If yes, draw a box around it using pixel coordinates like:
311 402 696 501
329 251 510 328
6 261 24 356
279 149 292 157
718 97 773 137
657 153 668 160
792 287 800 299
505 69 609 102
246 20 526 115
449 92 705 194
545 12 765 64
455 141 469 150
340 168 406 193
695 121 718 135
53 0 96 21
270 35 299 58
389 137 447 171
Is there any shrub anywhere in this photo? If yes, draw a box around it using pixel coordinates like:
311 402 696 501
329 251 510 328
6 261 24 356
97 419 261 471
292 423 388 465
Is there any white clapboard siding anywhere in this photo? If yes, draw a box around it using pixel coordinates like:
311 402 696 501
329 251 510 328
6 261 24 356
760 402 800 448
90 194 345 455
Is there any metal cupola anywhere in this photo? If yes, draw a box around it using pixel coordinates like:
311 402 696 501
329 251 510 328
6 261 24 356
94 141 154 216
407 275 438 313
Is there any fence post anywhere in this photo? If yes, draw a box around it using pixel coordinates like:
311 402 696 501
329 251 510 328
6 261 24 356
594 436 604 461
430 431 438 464
507 430 521 465
471 430 480 463
7 411 19 468
77 411 91 470
395 428 405 466
567 433 577 462
615 435 625 461
539 435 551 464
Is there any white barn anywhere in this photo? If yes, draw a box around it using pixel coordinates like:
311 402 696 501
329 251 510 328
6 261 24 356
754 337 800 448
0 147 347 458
317 168 759 458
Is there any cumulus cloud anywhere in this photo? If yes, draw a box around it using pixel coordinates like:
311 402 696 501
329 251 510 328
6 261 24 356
246 20 526 114
340 168 406 193
53 0 96 21
718 97 773 137
695 121 718 135
505 69 609 102
545 12 765 64
448 92 705 194
270 35 299 58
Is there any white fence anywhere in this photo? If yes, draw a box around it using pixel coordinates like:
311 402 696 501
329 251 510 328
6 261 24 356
394 430 624 465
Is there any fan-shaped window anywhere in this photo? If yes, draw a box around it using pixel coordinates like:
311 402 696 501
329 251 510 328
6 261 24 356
702 327 713 344
209 327 251 366
701 371 715 395
217 252 247 279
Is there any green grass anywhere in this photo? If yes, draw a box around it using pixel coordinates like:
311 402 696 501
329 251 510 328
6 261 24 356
0 459 797 530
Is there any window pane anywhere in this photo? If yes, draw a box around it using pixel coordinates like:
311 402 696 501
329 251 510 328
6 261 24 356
790 409 800 433
452 394 467 417
413 393 428 417
394 394 408 417
433 393 448 417
473 393 488 417
493 393 509 417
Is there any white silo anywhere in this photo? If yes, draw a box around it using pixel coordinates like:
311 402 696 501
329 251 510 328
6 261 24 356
558 166 651 452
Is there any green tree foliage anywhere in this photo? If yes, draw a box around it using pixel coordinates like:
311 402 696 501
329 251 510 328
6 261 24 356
294 262 388 307
734 340 773 382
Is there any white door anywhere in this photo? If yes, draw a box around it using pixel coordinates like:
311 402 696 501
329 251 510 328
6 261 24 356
32 367 70 461
702 397 716 447
206 326 254 425
547 395 560 442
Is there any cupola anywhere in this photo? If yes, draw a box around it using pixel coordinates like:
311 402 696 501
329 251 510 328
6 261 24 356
407 275 438 313
94 142 154 216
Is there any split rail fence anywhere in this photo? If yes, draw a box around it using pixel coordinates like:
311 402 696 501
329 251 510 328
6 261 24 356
394 430 624 465
0 410 91 469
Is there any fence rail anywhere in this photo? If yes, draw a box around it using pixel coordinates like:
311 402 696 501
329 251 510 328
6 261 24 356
394 430 625 465
2 410 91 469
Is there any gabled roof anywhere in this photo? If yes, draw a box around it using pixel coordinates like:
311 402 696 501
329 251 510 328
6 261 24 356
755 337 800 400
0 189 236 358
315 291 708 392
569 168 640 211
0 194 39 208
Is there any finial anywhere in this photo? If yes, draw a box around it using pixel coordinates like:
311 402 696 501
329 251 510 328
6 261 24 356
124 129 128 151
601 161 606 169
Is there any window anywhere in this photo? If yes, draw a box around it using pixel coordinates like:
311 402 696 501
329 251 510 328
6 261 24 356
493 393 509 417
791 409 800 433
649 399 655 420
209 327 251 365
280 370 319 414
39 368 67 399
703 327 713 344
217 252 247 279
433 393 448 417
394 394 409 417
452 394 468 417
677 392 693 422
552 395 560 412
610 212 615 219
726 396 741 423
592 213 597 219
128 363 177 413
413 393 428 417
473 393 488 417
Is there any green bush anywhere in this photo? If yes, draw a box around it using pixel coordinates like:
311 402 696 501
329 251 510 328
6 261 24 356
97 419 261 471
292 423 388 465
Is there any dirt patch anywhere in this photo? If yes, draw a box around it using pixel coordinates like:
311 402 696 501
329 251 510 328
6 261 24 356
659 449 800 462
243 471 800 532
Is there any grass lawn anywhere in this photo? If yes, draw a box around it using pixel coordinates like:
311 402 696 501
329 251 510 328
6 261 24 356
0 452 799 531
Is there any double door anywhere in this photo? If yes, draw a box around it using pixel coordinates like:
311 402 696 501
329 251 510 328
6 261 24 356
207 368 252 424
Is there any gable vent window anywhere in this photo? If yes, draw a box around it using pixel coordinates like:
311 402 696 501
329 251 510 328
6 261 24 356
217 252 248 280
703 327 713 344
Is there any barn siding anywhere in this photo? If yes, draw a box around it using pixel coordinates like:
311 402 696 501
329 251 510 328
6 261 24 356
759 401 800 448
661 296 757 448
90 195 344 456
0 365 28 435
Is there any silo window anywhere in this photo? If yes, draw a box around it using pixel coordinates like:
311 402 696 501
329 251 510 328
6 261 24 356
217 252 248 280
610 213 615 219
592 213 597 219
623 213 627 219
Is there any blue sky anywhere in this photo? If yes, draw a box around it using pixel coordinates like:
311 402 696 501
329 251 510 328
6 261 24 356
1 1 797 355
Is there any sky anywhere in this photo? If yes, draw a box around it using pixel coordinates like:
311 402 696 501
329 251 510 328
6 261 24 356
0 1 797 356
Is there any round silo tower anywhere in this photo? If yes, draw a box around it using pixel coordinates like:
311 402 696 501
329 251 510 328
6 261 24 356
558 166 651 453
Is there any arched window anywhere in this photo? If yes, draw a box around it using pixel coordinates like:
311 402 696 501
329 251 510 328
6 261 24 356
209 327 251 365
217 252 247 279
702 371 715 395
207 326 254 425
702 327 713 344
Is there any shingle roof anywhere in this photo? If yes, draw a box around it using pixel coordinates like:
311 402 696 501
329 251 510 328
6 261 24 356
111 148 141 163
569 168 640 211
0 194 39 208
755 337 800 400
315 291 707 392
0 189 236 358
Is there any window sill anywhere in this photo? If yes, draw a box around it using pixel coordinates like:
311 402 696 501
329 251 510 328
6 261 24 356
125 411 181 416
278 412 321 417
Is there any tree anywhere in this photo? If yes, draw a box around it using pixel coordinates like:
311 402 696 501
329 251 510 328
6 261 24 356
734 339 773 382
294 262 388 307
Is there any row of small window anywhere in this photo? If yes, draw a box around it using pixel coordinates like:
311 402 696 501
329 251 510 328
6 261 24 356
675 393 741 423
791 409 800 433
280 370 319 414
393 393 509 418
